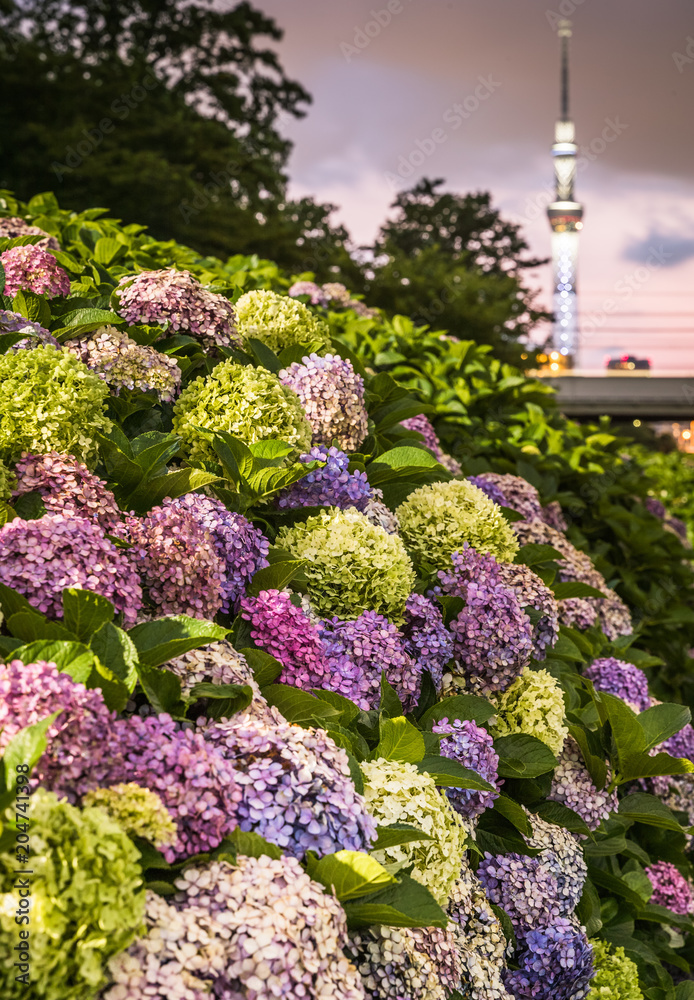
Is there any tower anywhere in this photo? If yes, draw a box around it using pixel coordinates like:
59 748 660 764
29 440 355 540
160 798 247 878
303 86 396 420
547 19 583 367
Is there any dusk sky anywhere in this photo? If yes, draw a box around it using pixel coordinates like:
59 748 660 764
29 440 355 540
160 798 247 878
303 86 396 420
256 0 694 371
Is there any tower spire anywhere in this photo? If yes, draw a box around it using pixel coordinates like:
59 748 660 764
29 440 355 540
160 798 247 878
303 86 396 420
546 18 583 367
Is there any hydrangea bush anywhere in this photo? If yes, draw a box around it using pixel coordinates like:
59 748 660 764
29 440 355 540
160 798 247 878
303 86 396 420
235 288 328 350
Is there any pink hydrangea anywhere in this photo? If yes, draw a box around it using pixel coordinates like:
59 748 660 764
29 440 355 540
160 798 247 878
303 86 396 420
645 861 694 915
0 215 60 250
0 513 142 624
0 244 70 298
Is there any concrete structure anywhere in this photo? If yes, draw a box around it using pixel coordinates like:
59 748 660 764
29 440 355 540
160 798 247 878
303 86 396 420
547 20 583 366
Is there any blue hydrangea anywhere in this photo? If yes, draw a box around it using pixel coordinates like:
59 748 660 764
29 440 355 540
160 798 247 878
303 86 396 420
583 657 651 713
277 446 374 511
401 593 453 693
504 918 594 1000
432 717 500 818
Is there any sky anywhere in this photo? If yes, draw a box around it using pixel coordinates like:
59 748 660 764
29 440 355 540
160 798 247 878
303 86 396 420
255 0 694 371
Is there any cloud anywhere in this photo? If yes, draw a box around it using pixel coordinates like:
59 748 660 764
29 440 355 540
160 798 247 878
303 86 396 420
623 231 694 268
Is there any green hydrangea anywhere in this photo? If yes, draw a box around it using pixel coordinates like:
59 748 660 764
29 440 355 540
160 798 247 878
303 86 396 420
0 346 111 468
395 479 518 571
83 783 177 850
361 758 468 905
275 507 416 620
235 289 328 352
172 359 312 465
0 788 144 1000
493 666 568 755
590 940 643 1000
0 458 15 500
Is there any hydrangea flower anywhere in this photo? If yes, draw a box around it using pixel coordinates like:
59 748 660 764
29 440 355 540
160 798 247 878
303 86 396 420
321 610 422 712
0 244 69 297
164 639 275 721
361 758 468 904
401 594 453 692
278 353 369 452
82 783 177 849
0 457 13 500
348 925 457 999
549 736 618 830
276 446 374 510
503 918 594 1000
173 359 312 465
165 494 269 613
0 308 59 350
276 507 416 621
0 789 144 1000
235 289 328 351
447 864 512 1000
644 861 694 915
362 495 400 534
12 451 124 535
432 717 500 818
64 326 182 401
589 941 643 1000
0 658 117 800
239 588 336 692
0 214 61 249
583 657 651 713
288 279 329 306
467 474 506 508
0 514 142 623
472 472 545 523
659 721 694 762
202 713 376 858
401 414 462 474
525 811 587 912
127 504 224 619
115 267 239 349
397 479 519 571
477 852 571 937
542 500 568 532
513 521 632 641
321 281 352 306
493 667 568 755
0 345 111 467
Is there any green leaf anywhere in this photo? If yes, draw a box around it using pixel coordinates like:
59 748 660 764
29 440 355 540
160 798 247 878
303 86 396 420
493 794 533 835
0 332 28 353
240 647 282 686
125 467 221 514
515 543 564 566
588 867 647 909
533 800 592 836
619 792 686 831
246 559 306 597
61 588 115 642
220 828 282 860
417 755 494 790
342 872 447 929
6 612 78 642
379 672 404 719
248 439 295 463
567 724 608 789
372 823 434 851
129 616 228 668
0 584 36 620
370 446 439 469
89 623 139 692
619 750 694 783
188 682 252 720
263 684 340 724
373 717 426 763
2 713 60 792
419 694 495 728
638 703 692 752
245 337 283 373
598 692 647 767
94 237 125 265
10 640 96 684
12 490 46 520
57 307 124 329
12 289 51 328
310 689 361 726
306 850 396 901
575 878 603 937
494 734 558 778
553 581 606 599
136 664 186 717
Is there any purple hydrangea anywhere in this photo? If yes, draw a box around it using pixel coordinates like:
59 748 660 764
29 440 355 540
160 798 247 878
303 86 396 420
0 309 59 350
0 216 61 250
645 860 694 915
526 813 587 913
542 500 568 532
0 658 117 801
12 451 124 535
583 657 651 713
401 414 462 474
504 918 594 1000
63 326 182 401
644 497 667 518
401 593 453 692
0 513 142 624
473 472 545 523
432 717 500 818
165 494 269 613
477 852 568 938
0 244 70 298
549 736 618 830
361 495 400 534
115 268 240 349
278 353 368 452
127 504 224 619
467 474 506 508
662 723 694 762
288 280 329 306
277 446 374 511
201 713 377 858
321 610 422 712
